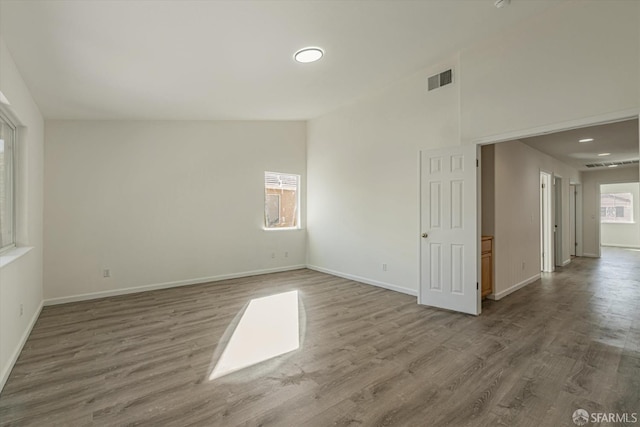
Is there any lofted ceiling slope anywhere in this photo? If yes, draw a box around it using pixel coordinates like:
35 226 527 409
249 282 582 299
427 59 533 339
0 0 562 120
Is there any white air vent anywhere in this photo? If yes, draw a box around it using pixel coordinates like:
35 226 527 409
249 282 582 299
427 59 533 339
585 160 639 168
427 69 453 91
265 171 298 190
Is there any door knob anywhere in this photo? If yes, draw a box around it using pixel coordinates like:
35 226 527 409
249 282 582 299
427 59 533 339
422 233 428 238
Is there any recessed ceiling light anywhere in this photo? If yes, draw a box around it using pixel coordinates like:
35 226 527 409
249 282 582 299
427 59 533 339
608 164 619 168
294 47 324 63
598 153 611 156
579 138 594 143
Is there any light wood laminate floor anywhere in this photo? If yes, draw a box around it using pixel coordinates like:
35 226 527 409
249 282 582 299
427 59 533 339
1 248 639 426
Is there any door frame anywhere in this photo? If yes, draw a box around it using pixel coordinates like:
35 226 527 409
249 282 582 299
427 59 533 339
540 171 554 272
554 174 563 267
569 184 576 257
472 109 639 146
574 183 584 257
568 183 584 257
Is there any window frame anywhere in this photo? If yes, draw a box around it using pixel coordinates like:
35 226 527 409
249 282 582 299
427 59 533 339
265 193 282 227
263 171 301 231
0 108 16 254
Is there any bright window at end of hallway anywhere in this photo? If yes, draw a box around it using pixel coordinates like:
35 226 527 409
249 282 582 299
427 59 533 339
0 111 16 253
264 172 300 229
600 192 634 223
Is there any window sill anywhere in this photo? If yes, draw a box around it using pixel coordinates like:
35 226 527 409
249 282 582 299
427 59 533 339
0 247 34 269
262 227 304 232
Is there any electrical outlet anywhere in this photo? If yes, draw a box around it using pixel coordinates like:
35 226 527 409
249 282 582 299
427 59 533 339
20 304 23 317
284 251 289 258
382 263 388 272
271 252 275 259
103 269 111 278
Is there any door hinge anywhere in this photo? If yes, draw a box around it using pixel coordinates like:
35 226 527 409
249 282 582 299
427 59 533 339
476 159 479 167
542 183 545 189
476 282 479 290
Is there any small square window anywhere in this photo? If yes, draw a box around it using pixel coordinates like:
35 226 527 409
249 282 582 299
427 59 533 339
264 172 299 229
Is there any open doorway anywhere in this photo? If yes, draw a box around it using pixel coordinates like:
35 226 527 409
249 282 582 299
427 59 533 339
599 182 640 252
554 176 563 267
520 118 639 259
477 113 637 302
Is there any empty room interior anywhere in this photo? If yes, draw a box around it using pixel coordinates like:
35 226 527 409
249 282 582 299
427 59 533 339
1 1 639 426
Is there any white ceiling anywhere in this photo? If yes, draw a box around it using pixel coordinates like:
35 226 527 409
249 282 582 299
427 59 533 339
519 119 639 171
0 0 562 120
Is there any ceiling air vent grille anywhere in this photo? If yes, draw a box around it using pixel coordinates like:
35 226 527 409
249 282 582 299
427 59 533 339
427 69 453 91
585 160 639 168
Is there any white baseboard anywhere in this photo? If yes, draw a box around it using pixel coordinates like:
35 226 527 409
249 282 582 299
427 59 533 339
601 244 640 249
44 265 307 306
306 265 417 297
582 253 599 258
44 263 417 306
487 273 541 301
1 301 43 392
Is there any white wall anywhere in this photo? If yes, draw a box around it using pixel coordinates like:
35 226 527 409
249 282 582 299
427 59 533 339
0 38 44 390
600 182 640 249
308 0 638 296
489 140 579 298
307 57 460 294
460 0 639 143
582 168 640 256
44 120 306 302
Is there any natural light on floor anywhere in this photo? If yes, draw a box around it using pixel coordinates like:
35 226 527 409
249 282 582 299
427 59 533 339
209 290 300 380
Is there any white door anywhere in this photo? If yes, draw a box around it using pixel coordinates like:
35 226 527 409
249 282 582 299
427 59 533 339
540 172 553 272
419 145 480 315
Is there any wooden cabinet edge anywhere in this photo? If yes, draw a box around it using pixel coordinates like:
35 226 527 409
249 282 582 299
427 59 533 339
481 236 493 299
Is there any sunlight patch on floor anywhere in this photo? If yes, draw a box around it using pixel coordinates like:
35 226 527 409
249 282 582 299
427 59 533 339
209 290 300 380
